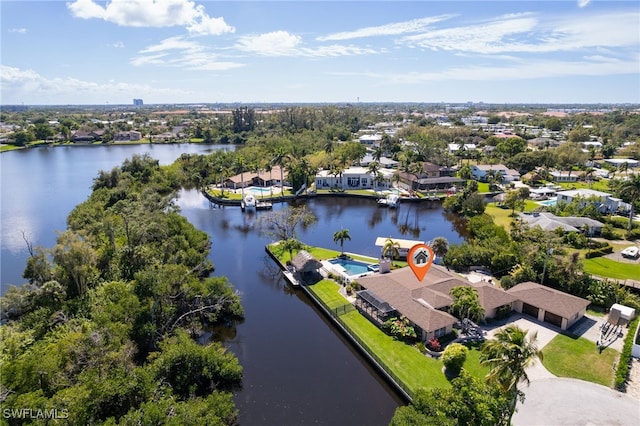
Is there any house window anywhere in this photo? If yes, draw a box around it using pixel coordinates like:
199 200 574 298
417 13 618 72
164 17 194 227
361 178 368 186
347 177 360 187
434 327 447 338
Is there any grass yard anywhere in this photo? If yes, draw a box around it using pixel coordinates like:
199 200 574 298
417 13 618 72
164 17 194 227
308 277 489 394
308 280 349 309
542 333 618 387
341 310 451 392
557 180 611 192
583 257 640 281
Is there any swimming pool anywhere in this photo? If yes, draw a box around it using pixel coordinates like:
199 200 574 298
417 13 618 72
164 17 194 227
247 186 273 195
329 258 378 277
538 198 557 206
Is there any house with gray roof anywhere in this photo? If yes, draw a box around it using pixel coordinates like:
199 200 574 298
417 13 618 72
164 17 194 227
518 212 603 235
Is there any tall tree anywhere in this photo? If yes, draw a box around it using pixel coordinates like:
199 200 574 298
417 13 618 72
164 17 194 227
333 228 351 256
382 238 401 260
617 173 640 232
480 325 543 422
449 286 485 331
431 237 449 260
271 148 290 197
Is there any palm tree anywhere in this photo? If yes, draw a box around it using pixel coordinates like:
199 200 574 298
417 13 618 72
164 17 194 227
280 238 304 263
449 286 485 329
431 237 449 260
618 173 640 232
367 161 380 189
271 148 290 198
480 325 543 422
333 228 351 256
381 238 400 261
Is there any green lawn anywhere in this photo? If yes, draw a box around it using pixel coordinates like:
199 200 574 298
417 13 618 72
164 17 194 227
308 278 488 393
542 333 618 387
557 180 611 192
308 280 349 309
583 257 640 281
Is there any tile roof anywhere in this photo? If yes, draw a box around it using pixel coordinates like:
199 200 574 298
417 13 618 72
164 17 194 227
507 281 590 319
357 265 516 333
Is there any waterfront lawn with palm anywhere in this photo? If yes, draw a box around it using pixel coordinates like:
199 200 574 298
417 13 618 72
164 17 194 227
308 279 488 393
541 333 618 386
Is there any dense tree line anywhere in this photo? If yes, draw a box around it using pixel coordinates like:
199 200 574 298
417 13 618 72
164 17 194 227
1 154 244 424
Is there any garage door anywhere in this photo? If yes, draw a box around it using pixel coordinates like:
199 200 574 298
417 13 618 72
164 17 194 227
544 311 563 328
522 303 539 318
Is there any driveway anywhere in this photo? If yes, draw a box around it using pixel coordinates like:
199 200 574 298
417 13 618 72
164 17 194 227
512 378 640 426
482 314 639 425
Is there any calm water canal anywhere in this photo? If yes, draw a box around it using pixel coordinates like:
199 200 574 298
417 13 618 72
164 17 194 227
1 145 466 425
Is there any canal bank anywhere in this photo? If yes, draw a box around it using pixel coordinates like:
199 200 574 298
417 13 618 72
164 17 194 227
265 242 419 404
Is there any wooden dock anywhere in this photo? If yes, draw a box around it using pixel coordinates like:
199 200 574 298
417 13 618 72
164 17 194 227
282 270 300 286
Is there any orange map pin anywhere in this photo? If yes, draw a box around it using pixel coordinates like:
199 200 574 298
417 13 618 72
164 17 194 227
407 243 434 281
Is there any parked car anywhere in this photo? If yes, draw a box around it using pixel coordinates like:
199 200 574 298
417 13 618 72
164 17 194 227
621 246 639 259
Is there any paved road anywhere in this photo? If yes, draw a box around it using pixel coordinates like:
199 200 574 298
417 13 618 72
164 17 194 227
484 314 638 425
512 378 640 426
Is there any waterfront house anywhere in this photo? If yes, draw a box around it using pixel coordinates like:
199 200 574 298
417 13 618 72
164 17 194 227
223 165 288 189
374 237 424 259
356 265 517 342
314 166 394 190
398 162 463 191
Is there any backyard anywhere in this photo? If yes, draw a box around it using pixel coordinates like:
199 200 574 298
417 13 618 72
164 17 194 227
307 279 489 394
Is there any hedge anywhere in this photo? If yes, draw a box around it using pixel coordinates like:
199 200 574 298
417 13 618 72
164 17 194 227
614 315 640 391
585 245 613 259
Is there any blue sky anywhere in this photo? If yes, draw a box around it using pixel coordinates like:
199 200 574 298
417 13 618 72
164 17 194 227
1 0 638 105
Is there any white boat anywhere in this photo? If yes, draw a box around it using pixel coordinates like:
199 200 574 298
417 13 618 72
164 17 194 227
242 194 257 211
386 193 399 208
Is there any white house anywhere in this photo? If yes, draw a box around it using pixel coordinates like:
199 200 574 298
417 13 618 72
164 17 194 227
556 189 630 214
315 166 393 190
471 164 520 182
358 134 383 145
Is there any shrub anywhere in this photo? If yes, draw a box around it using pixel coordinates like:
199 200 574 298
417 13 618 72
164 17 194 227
427 337 441 352
614 316 640 391
441 343 468 376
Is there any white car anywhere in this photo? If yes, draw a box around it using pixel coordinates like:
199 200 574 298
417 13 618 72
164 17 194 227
621 246 639 259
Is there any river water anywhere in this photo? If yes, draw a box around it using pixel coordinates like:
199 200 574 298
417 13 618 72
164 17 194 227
1 144 466 425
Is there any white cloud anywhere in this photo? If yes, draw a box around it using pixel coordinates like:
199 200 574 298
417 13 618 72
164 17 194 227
8 28 27 34
133 36 244 70
317 15 455 41
577 0 591 8
400 10 639 55
236 30 377 57
110 41 125 48
0 65 192 103
236 31 302 56
67 0 234 36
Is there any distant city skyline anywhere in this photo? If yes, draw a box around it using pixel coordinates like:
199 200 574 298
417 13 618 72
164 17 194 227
1 1 639 105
